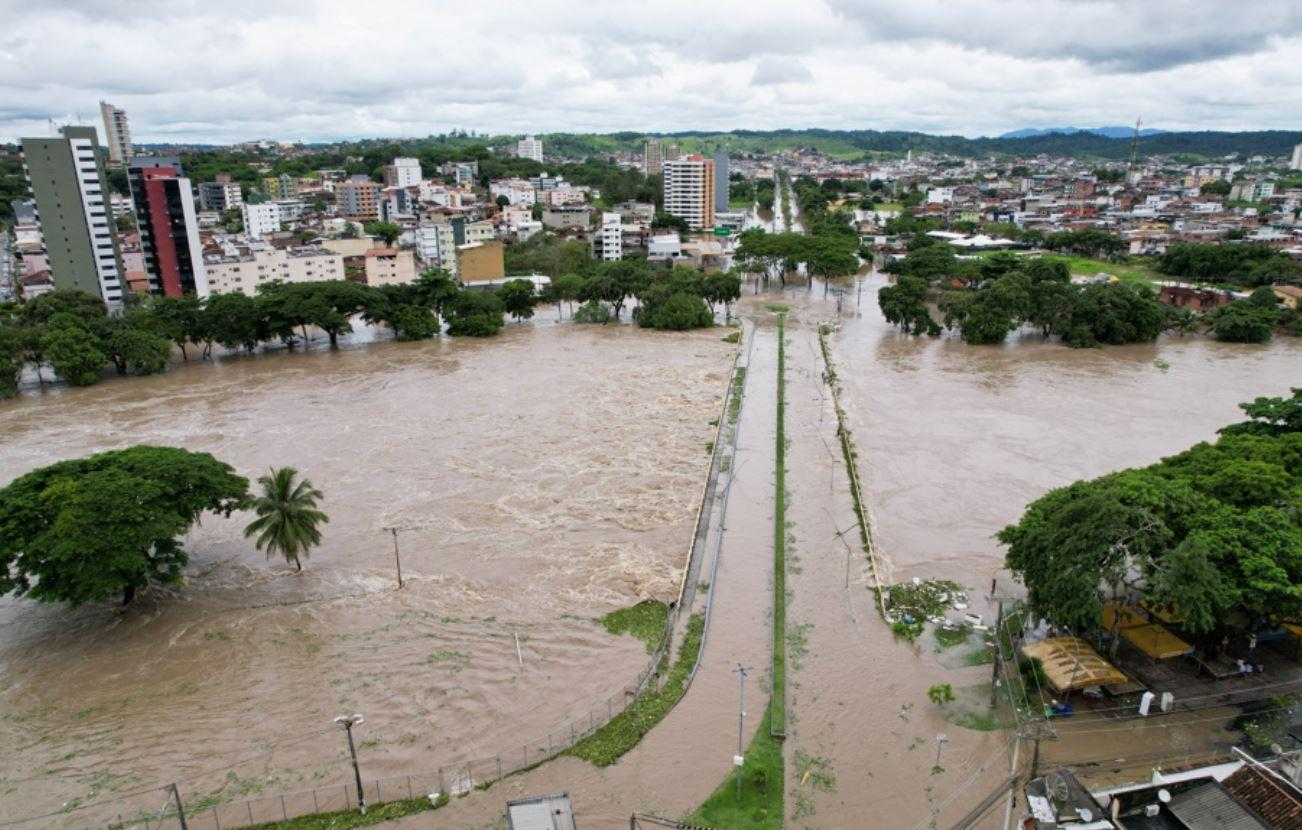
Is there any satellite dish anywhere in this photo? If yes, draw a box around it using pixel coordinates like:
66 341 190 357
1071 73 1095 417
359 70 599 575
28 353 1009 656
1047 773 1070 802
1272 743 1284 756
1080 808 1093 822
1158 789 1171 803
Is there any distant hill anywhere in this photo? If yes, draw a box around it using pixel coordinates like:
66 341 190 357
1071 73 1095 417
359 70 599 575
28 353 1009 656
536 128 1302 162
997 126 1167 140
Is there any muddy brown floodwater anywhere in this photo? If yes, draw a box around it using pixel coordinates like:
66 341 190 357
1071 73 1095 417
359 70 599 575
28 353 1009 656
777 271 1298 828
0 321 731 827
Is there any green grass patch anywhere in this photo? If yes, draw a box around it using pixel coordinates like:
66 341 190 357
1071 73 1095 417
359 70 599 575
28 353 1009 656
566 613 704 767
598 600 669 654
727 367 746 425
771 313 787 736
686 707 785 830
237 793 449 829
722 331 740 344
871 202 905 212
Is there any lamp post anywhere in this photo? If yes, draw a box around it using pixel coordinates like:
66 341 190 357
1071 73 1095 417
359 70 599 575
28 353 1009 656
335 714 366 814
935 732 949 769
733 664 752 800
382 527 403 589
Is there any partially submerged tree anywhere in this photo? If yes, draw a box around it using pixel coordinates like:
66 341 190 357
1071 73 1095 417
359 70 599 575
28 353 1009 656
243 467 328 572
0 446 249 606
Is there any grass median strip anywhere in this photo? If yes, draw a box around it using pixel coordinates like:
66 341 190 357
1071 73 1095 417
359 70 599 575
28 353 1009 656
687 707 784 830
772 313 787 736
566 613 705 767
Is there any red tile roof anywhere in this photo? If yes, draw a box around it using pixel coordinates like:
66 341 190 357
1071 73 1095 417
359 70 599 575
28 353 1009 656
1222 765 1302 829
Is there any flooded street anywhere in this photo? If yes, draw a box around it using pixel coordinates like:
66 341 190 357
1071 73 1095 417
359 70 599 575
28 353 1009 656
782 270 1299 828
2 269 1296 830
0 322 732 827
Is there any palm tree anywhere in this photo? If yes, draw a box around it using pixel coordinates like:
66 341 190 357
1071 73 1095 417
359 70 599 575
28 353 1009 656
243 467 328 571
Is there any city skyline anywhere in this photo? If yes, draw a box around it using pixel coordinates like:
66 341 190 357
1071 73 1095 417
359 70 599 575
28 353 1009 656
2 0 1301 145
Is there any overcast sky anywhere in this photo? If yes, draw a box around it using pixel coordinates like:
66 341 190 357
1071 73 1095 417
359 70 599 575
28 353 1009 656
2 0 1300 145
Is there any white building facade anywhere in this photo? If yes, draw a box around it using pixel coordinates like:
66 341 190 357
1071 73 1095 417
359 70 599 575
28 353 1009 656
597 212 622 261
517 135 543 163
383 157 423 188
241 202 282 238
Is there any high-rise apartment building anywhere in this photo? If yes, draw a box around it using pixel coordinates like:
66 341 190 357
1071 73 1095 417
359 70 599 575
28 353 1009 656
199 179 244 212
127 157 209 297
21 126 126 304
665 144 681 162
262 174 299 200
383 157 422 188
713 150 729 213
662 155 716 230
335 181 383 221
517 135 543 163
99 101 133 167
1291 142 1302 171
241 202 282 238
644 138 663 176
597 212 623 261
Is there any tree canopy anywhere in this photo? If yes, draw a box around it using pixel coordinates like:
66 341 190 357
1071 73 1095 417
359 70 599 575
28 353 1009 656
1000 393 1302 641
0 446 249 606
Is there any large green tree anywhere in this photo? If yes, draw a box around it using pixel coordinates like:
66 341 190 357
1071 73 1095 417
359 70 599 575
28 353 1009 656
243 467 328 572
0 446 249 606
878 275 941 336
1001 400 1302 645
497 279 537 322
41 318 106 386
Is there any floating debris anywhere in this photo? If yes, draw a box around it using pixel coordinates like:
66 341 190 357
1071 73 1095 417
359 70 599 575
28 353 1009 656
883 579 969 622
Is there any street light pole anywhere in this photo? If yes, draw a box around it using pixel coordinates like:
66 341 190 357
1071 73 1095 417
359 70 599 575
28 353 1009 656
733 664 751 800
389 528 403 589
335 714 367 814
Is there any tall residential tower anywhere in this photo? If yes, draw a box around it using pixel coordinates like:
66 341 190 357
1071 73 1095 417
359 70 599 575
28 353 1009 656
21 126 126 305
99 101 133 166
643 138 663 176
517 135 543 163
662 155 716 230
128 157 209 297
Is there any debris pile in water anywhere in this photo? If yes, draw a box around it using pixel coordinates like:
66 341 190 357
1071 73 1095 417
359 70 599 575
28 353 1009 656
883 578 970 625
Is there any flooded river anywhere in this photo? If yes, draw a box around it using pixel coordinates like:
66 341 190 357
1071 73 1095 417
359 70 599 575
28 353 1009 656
0 321 731 826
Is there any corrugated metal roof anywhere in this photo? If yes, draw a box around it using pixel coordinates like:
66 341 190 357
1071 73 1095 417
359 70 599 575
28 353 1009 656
1167 782 1271 830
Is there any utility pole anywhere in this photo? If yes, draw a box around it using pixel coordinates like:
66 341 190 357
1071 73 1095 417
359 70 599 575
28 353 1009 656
335 714 367 814
169 783 189 830
733 664 752 800
384 528 403 589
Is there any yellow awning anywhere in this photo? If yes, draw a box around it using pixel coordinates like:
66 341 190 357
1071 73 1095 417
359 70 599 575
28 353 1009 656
1140 599 1184 625
1102 602 1148 631
1122 623 1194 659
1021 636 1129 693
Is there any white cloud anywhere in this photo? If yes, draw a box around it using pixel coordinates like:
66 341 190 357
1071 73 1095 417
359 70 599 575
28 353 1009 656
0 0 1298 143
751 56 814 86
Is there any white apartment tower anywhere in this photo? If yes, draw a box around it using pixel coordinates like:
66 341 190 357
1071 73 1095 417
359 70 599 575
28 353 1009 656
1291 142 1302 171
383 157 423 188
644 138 663 176
99 101 133 166
517 135 543 163
662 155 716 230
597 212 623 261
241 202 283 239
